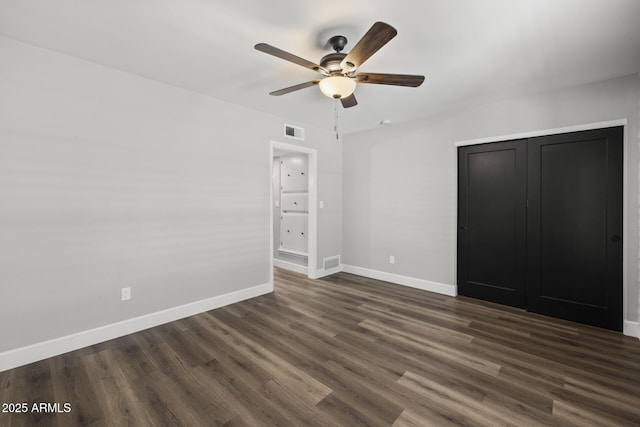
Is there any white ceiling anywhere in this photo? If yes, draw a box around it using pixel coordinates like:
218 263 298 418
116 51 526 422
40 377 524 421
1 0 639 135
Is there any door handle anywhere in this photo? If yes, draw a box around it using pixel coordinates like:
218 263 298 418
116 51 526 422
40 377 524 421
610 235 621 242
460 226 468 231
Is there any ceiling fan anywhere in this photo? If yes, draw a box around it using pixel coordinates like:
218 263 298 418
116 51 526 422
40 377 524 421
255 22 425 108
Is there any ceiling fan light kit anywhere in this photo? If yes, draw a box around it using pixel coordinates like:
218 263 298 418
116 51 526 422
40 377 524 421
319 76 356 99
255 22 425 109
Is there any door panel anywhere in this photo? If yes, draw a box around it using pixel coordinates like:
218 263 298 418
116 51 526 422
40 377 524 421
527 127 623 331
280 155 308 192
281 193 308 212
539 140 607 305
458 140 527 307
280 213 308 254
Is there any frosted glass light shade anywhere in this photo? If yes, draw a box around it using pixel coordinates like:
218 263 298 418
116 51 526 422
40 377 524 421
319 76 356 99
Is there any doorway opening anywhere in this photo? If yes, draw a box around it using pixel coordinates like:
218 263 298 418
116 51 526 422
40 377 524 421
269 141 317 281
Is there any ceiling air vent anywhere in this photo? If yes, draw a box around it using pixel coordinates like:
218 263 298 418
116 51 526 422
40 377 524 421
284 124 305 141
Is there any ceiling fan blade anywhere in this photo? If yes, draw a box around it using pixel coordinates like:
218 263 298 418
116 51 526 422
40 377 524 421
255 43 327 74
341 22 397 71
340 94 358 108
355 73 425 87
269 80 320 96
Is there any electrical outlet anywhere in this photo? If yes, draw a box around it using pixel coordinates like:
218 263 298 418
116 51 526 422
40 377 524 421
389 255 395 265
319 200 324 209
121 287 131 301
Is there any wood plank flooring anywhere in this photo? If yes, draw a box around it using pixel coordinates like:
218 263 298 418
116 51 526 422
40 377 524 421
1 268 640 426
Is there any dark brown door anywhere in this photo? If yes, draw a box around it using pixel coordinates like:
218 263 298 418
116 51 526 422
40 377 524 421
457 139 527 308
457 126 623 331
527 127 623 331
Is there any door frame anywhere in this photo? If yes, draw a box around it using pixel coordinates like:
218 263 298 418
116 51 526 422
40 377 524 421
454 118 630 333
269 140 318 283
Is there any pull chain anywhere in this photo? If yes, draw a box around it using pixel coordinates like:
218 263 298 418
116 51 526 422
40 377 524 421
334 99 339 140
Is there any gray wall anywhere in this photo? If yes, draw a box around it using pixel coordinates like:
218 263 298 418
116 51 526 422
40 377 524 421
315 137 343 271
0 36 340 353
342 74 640 324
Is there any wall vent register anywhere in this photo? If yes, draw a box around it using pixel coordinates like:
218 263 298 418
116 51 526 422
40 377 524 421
323 255 341 270
284 124 305 141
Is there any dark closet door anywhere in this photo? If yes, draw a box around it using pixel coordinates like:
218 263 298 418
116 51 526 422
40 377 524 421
527 127 623 331
458 139 527 307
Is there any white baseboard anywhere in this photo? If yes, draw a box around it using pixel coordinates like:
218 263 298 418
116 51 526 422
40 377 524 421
311 265 343 279
342 264 457 297
0 282 273 373
274 258 308 275
624 320 640 338
273 259 341 279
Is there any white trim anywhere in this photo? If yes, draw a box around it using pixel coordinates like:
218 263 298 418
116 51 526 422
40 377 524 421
277 248 309 257
454 119 628 147
313 265 344 279
342 264 457 297
0 282 272 373
269 141 318 281
454 119 630 329
636 73 640 334
623 321 640 339
622 123 629 326
273 258 308 275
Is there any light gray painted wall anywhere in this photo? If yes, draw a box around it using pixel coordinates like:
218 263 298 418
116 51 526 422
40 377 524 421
0 36 340 353
343 74 640 323
315 138 343 270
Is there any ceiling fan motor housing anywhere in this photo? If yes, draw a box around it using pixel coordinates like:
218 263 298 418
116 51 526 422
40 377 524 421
320 52 347 74
319 36 355 98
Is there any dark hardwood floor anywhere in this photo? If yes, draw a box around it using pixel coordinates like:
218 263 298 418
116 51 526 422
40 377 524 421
2 268 640 426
